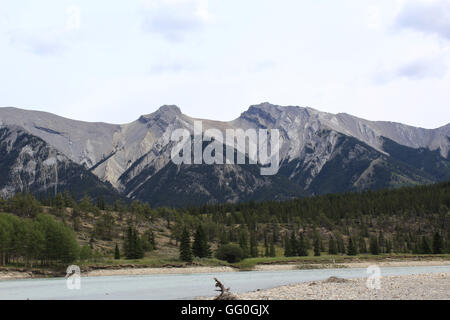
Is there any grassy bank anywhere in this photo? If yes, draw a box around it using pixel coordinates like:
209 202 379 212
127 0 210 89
78 253 450 271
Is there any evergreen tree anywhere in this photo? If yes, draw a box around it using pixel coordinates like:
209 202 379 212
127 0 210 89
264 232 270 257
149 230 157 250
269 238 276 257
432 232 444 254
313 236 321 256
289 232 298 256
238 228 249 258
385 239 392 254
192 225 211 258
378 231 385 254
123 226 144 259
284 235 292 257
250 232 259 257
358 237 367 254
179 228 193 262
96 196 105 210
114 243 120 260
370 236 380 255
347 237 357 256
336 234 346 254
421 236 432 254
328 237 338 255
298 233 308 257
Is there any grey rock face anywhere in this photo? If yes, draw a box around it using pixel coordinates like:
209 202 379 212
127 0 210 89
0 125 120 201
0 103 448 205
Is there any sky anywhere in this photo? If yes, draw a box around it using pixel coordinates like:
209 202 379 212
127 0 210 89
0 0 449 129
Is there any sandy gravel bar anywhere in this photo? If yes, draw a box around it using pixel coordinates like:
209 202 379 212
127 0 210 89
0 271 33 280
254 259 450 271
84 266 237 277
236 272 450 300
1 259 449 280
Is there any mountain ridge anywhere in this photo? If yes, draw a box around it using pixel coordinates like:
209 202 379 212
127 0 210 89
1 103 449 206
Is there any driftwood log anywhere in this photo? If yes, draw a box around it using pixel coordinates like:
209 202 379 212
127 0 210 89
214 277 237 300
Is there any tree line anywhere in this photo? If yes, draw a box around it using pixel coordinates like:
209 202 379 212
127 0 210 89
0 213 79 266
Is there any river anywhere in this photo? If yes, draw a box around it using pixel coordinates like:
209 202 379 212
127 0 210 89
1 265 449 300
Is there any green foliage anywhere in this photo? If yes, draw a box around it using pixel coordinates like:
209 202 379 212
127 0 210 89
114 243 121 260
250 232 259 257
179 228 192 262
297 233 308 257
216 244 244 263
94 212 115 240
80 245 93 261
238 228 249 258
123 226 144 259
192 225 211 258
328 237 338 255
433 232 444 254
314 235 321 257
347 237 358 256
420 236 432 254
370 236 380 255
0 213 79 266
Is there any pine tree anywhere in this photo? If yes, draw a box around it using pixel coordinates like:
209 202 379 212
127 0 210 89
313 236 321 256
386 239 392 254
421 236 431 254
123 226 144 259
298 233 308 257
328 237 338 255
378 231 385 254
264 232 270 257
114 243 120 260
336 234 346 254
192 225 211 258
239 228 249 258
370 236 380 255
179 228 192 262
290 232 298 256
250 232 259 257
358 237 367 254
123 227 133 259
432 232 444 254
269 238 276 257
347 237 357 256
284 235 292 257
149 230 156 250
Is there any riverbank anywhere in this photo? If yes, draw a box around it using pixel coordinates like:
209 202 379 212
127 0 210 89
1 258 449 280
235 272 450 300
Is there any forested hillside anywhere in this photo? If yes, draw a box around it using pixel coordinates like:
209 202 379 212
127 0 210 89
0 181 449 268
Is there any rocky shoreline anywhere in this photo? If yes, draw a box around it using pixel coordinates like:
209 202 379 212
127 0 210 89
235 272 450 300
1 259 449 281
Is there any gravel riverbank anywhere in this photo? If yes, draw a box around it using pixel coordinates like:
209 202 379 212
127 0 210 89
1 259 449 280
235 272 450 300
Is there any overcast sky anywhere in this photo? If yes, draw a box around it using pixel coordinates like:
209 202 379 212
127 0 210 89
1 0 449 128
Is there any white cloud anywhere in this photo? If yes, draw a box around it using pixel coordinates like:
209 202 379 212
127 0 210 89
9 29 67 56
394 0 450 40
140 0 212 41
8 5 82 56
374 55 447 83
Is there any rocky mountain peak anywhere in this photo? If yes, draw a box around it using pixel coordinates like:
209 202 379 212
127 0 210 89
157 105 182 115
138 105 184 124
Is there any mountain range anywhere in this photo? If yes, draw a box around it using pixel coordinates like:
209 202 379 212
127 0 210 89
1 103 449 206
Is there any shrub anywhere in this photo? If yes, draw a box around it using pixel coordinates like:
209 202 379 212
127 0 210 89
216 244 243 263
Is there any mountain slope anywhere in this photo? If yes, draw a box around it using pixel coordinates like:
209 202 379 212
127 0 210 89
0 104 449 206
0 125 122 202
126 141 303 206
